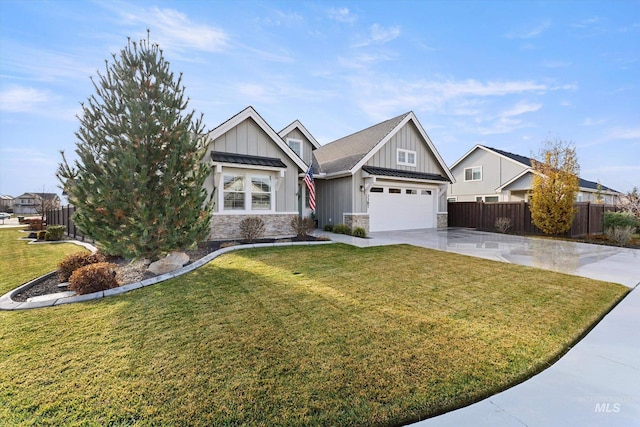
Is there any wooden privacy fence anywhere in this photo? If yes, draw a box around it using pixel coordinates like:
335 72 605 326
448 201 618 237
45 205 92 242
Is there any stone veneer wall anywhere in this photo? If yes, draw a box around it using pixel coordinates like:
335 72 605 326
437 212 448 229
209 213 299 240
343 213 370 234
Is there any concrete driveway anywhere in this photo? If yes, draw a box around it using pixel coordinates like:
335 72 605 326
316 227 640 426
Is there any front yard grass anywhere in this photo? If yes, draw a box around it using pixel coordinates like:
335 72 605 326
0 241 628 426
0 228 89 295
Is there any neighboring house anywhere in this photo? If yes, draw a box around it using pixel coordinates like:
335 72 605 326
313 112 454 232
12 192 61 214
0 195 13 212
204 107 315 240
448 145 621 204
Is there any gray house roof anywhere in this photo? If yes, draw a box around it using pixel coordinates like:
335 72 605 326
481 145 618 193
313 112 410 175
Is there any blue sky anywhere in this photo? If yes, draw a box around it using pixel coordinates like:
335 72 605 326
1 0 638 199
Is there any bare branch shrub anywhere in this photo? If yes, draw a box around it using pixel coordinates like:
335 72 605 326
239 216 265 243
495 217 513 233
605 226 635 246
290 216 316 237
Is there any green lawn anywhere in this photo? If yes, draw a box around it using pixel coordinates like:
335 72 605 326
0 230 628 426
0 228 89 295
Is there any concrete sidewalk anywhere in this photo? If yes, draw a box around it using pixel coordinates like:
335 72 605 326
316 228 640 426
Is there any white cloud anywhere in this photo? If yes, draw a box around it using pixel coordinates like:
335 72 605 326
606 127 640 140
352 24 401 47
500 101 542 117
105 4 229 54
583 117 606 126
0 85 50 112
260 10 304 27
506 20 552 39
328 7 356 24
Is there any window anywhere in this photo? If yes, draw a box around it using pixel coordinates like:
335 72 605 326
370 187 384 193
421 190 432 195
389 188 402 194
397 149 416 167
447 197 457 202
464 166 482 181
251 177 271 210
287 138 303 158
406 189 417 195
222 173 273 211
223 175 245 210
475 195 499 202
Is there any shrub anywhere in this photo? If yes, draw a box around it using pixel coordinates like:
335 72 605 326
239 216 266 243
57 252 108 283
37 230 47 240
68 262 119 295
352 227 367 238
495 217 513 233
604 211 639 231
605 226 636 246
29 219 44 231
332 224 352 235
45 225 66 241
291 216 316 237
323 224 334 232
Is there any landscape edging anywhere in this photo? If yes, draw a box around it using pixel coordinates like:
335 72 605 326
0 240 335 311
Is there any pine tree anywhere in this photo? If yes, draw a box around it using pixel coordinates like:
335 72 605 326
529 139 580 235
57 32 212 260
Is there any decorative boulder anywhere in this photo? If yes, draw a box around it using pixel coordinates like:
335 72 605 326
147 251 190 275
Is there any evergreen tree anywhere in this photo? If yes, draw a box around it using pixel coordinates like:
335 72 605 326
57 33 212 259
529 139 580 235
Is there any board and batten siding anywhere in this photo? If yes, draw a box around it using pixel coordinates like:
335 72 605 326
449 149 528 201
281 128 315 166
366 121 449 177
315 176 353 228
204 117 300 213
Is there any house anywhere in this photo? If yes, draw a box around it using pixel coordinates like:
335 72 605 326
12 192 61 214
448 145 620 204
203 107 454 239
313 112 454 232
203 107 316 240
0 195 13 212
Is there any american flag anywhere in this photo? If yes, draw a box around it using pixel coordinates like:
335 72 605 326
304 165 316 211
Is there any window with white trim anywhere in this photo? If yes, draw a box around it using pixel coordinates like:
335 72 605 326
397 148 416 166
223 175 245 210
251 176 271 210
287 138 303 158
222 172 274 212
464 166 482 181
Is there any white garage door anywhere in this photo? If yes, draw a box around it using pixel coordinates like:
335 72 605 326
368 186 435 232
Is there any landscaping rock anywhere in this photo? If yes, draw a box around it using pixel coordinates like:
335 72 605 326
147 251 190 275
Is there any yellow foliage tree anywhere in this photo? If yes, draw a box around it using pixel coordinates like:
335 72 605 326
530 140 580 235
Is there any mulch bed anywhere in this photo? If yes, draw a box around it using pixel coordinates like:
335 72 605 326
12 236 324 302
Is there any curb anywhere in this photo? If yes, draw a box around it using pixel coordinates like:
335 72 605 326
0 240 335 311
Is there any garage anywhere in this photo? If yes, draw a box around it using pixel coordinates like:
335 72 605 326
368 185 435 232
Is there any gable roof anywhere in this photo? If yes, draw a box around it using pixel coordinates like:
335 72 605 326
453 144 619 193
15 192 59 200
207 106 308 172
314 112 454 182
278 120 321 149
